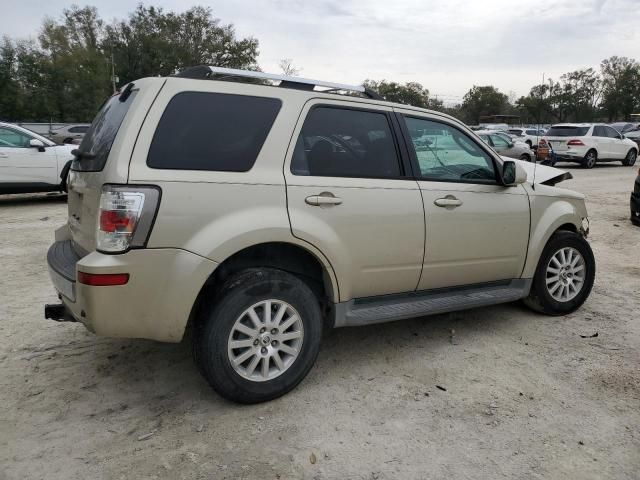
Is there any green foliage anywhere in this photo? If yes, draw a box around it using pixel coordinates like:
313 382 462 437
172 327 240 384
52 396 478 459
363 79 443 110
460 85 510 124
0 5 259 122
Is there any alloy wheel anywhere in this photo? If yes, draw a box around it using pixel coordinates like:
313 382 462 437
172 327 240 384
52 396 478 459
545 247 586 302
227 300 304 382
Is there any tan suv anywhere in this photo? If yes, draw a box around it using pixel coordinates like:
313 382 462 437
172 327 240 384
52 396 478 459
45 67 595 403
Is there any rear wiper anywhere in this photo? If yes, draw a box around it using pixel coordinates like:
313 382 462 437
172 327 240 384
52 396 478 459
71 149 95 160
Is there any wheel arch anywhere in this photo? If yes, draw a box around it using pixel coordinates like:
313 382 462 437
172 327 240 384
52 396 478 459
187 240 340 334
522 197 585 278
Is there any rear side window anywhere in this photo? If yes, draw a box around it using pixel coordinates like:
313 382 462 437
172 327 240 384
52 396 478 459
546 126 589 137
147 92 281 171
69 126 89 133
291 107 401 178
72 90 138 172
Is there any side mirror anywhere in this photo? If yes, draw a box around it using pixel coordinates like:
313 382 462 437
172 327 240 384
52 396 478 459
501 160 527 186
508 142 515 148
29 139 46 152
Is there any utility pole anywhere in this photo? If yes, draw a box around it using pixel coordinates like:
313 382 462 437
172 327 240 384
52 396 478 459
111 52 118 93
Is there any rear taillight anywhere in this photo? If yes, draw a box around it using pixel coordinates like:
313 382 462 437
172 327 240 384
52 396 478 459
567 139 585 146
97 185 160 253
78 272 130 286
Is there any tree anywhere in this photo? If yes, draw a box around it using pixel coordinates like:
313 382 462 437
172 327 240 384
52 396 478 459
600 56 640 121
278 58 300 76
460 85 509 124
103 5 259 86
363 79 442 109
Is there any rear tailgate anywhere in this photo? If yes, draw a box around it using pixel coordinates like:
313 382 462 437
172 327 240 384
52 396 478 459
543 126 590 153
67 78 166 253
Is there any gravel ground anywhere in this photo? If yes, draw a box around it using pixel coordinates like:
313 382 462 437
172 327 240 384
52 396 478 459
1 164 639 480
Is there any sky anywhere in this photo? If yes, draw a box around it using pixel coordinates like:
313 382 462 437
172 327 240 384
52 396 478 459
2 0 639 104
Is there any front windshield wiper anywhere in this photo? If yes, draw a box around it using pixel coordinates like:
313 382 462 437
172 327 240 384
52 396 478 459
71 149 95 160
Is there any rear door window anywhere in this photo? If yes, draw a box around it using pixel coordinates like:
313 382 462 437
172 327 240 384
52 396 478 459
593 126 607 137
291 107 401 178
546 126 589 137
147 92 281 172
72 89 138 172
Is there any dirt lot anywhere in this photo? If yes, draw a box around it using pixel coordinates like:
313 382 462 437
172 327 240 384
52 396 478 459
1 164 639 480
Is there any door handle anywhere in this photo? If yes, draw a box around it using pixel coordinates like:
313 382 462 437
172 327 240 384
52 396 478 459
305 193 343 206
434 196 463 208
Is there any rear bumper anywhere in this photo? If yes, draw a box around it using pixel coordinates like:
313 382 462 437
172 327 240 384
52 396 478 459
554 152 586 162
47 240 217 342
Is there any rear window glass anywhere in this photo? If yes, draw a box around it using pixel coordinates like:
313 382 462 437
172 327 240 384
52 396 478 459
546 126 589 137
72 89 138 172
147 92 281 172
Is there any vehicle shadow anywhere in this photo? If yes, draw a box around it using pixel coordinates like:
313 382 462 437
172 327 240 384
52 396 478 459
0 193 67 206
36 301 533 411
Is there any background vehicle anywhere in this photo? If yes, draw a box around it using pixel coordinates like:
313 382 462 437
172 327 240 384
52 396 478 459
542 123 638 168
610 122 640 134
624 129 640 149
477 130 535 161
46 67 595 403
0 122 74 194
631 167 640 226
48 124 90 144
508 127 545 148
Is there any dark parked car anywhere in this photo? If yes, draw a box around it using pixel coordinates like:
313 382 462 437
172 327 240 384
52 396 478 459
624 130 640 149
611 122 640 134
632 167 640 226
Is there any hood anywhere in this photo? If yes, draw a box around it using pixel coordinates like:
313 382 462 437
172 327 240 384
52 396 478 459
501 156 573 186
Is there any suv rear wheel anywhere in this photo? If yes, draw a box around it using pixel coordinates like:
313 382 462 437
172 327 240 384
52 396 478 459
622 149 637 166
194 268 323 403
524 231 595 315
582 150 597 169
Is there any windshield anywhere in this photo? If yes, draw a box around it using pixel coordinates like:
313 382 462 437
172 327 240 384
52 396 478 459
546 126 589 137
72 88 137 172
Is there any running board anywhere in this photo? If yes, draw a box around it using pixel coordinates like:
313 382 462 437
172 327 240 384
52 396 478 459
333 279 532 327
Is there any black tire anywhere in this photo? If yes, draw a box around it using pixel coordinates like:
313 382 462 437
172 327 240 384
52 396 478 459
62 137 73 144
519 153 532 162
582 150 597 169
194 268 323 403
523 231 595 316
622 149 637 166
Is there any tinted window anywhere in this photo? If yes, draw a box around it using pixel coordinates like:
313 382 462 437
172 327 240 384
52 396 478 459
68 126 89 133
148 92 281 172
508 129 523 135
592 126 606 137
73 89 138 172
546 126 589 137
604 126 621 138
291 107 401 178
404 117 496 183
525 129 538 135
0 127 32 148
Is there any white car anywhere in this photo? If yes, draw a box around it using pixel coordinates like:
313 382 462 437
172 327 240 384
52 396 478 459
541 123 638 169
507 127 546 148
0 122 76 194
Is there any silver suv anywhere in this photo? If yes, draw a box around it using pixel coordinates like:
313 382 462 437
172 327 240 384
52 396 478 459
46 67 595 403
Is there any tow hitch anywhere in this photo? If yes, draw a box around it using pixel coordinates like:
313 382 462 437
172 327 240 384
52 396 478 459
44 304 76 322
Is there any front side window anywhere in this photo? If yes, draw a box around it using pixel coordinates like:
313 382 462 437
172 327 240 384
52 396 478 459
291 107 401 178
0 127 32 148
604 126 621 139
69 126 89 133
148 92 281 172
403 117 496 183
490 134 510 148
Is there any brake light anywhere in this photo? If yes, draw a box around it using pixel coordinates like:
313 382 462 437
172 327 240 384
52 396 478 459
78 272 130 286
567 139 585 146
97 185 160 253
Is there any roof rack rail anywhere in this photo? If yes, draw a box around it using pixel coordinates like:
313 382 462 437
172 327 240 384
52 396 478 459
174 66 383 100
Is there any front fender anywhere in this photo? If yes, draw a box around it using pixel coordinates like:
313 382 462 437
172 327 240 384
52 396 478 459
522 191 587 278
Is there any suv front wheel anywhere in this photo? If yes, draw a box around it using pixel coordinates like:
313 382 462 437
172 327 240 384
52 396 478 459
194 268 323 403
524 231 595 315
